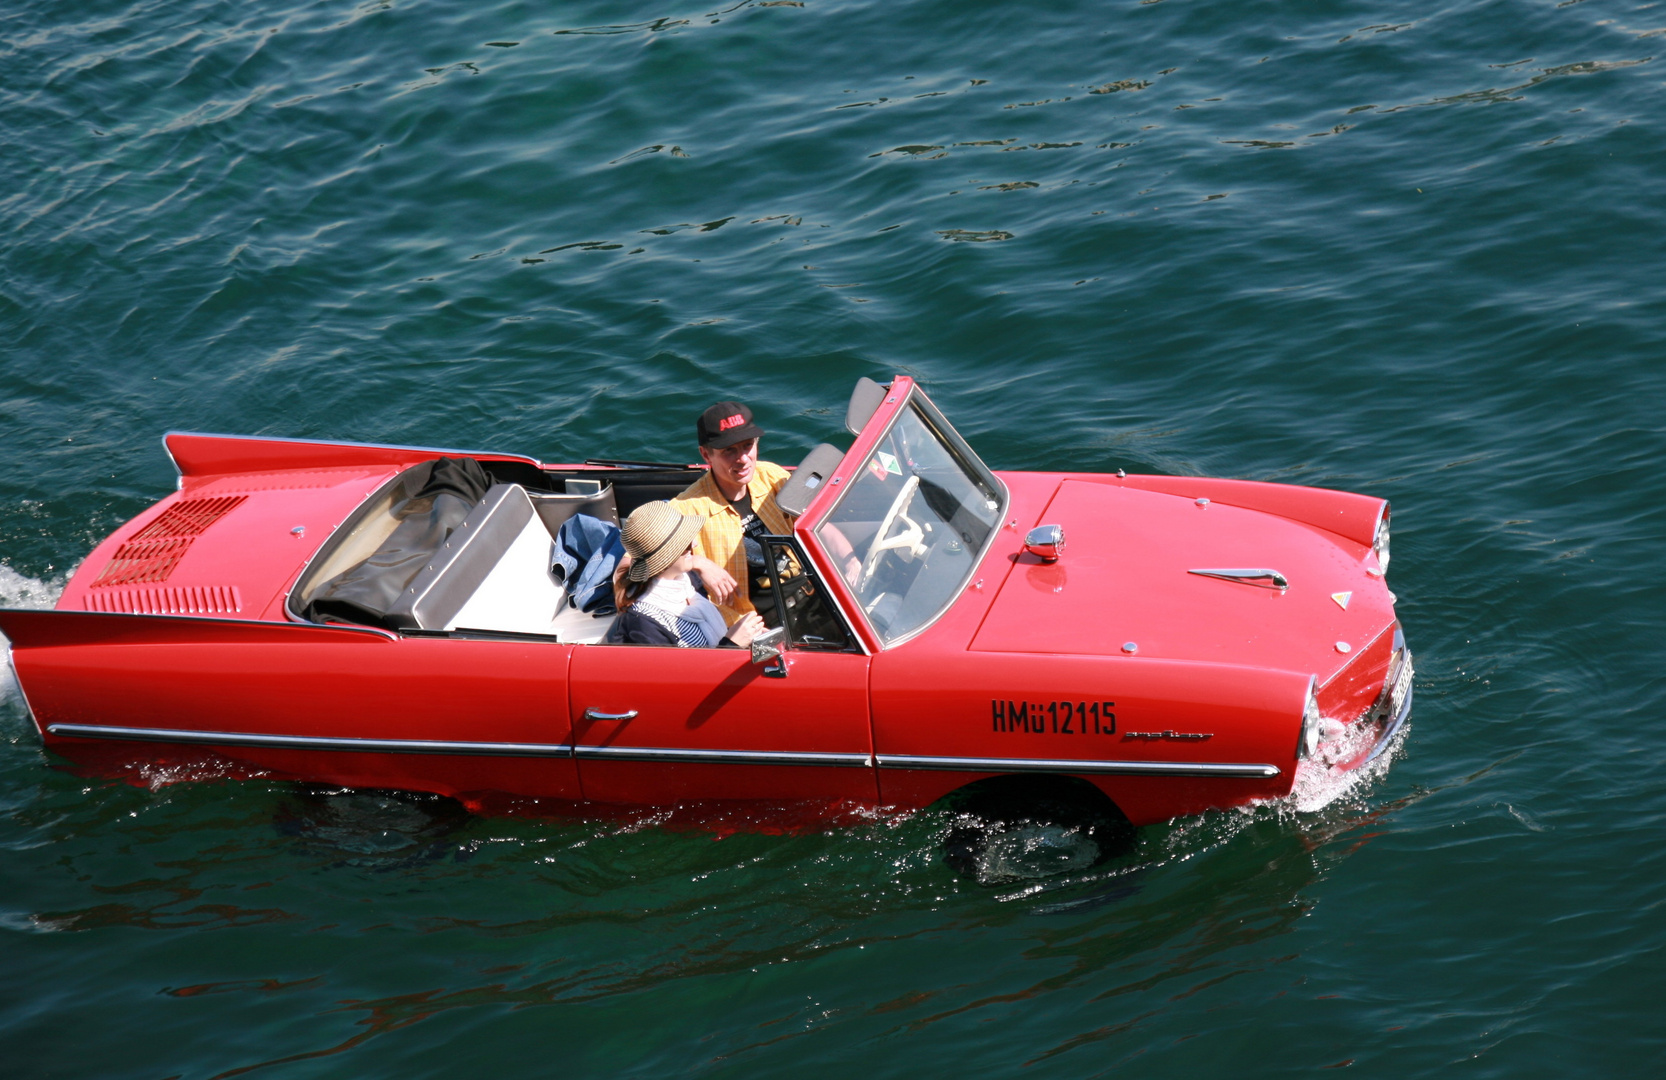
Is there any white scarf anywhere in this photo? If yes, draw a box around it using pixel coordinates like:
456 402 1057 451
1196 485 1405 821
631 573 722 647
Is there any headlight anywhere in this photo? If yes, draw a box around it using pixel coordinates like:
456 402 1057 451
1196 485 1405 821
1298 677 1322 759
1373 504 1391 573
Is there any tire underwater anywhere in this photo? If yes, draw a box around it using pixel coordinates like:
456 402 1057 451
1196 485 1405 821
942 786 1136 884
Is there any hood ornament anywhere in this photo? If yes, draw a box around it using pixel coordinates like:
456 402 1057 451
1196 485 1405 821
1024 524 1065 562
1187 568 1289 591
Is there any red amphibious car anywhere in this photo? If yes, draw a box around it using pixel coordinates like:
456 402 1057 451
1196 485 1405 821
1 377 1409 872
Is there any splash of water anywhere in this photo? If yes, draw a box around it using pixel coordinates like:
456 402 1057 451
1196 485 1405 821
0 564 65 713
1286 723 1408 813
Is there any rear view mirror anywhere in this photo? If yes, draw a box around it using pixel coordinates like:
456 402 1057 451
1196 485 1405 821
750 625 786 665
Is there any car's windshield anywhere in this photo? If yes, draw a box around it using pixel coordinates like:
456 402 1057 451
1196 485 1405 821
814 398 1005 646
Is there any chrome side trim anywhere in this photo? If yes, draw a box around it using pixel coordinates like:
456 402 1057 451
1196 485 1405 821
572 745 873 768
159 431 184 490
876 753 1281 779
40 723 1289 779
45 724 572 757
6 607 398 641
4 644 41 729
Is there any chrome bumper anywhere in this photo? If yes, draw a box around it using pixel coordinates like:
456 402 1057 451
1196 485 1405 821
1364 649 1414 764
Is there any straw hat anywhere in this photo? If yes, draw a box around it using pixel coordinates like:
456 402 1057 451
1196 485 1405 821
621 501 705 581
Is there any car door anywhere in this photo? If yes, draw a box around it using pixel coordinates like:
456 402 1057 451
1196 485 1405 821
567 642 875 806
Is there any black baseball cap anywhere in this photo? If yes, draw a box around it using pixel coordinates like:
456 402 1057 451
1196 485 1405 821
697 401 765 449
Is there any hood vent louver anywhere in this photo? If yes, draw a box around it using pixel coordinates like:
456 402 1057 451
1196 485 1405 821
83 585 243 615
91 495 248 587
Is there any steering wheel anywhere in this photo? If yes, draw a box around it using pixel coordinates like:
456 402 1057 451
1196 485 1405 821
859 475 926 590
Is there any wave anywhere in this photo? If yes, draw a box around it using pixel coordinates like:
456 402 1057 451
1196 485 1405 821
0 565 65 713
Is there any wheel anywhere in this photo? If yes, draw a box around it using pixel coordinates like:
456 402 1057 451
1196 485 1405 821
942 781 1135 885
277 786 470 860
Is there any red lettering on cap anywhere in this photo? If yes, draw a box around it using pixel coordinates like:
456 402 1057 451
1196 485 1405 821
718 414 746 431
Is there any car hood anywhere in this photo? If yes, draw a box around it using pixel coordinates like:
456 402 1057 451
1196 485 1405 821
969 479 1394 683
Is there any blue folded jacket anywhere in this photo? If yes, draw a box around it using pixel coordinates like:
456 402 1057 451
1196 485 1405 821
550 513 625 614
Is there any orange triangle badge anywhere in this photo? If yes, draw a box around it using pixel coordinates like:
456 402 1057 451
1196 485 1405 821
1331 591 1352 610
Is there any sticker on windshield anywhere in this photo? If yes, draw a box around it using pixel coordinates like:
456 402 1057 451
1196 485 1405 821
867 456 890 481
877 451 902 476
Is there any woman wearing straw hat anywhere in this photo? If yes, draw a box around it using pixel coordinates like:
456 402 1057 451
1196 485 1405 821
606 501 768 648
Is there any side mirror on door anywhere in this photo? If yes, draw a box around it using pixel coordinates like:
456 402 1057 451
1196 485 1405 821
750 625 787 666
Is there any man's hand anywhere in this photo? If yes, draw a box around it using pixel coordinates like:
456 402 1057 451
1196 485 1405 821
691 556 738 604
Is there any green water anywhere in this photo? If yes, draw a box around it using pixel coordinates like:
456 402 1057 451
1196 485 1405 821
3 0 1664 1074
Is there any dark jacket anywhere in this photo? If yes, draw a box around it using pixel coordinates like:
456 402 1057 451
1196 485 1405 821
607 605 741 647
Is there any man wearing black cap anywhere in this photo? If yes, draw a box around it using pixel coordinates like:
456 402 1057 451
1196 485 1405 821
670 401 793 623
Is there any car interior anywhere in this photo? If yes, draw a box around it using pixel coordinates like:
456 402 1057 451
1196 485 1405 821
288 457 853 649
288 378 907 647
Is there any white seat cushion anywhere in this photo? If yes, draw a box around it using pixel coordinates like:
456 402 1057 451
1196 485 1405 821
446 514 566 636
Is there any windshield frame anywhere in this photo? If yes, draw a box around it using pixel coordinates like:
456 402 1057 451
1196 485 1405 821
793 377 1009 651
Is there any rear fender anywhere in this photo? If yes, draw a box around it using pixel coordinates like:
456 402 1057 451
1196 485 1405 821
1073 474 1386 549
1 609 580 800
164 432 542 483
0 609 390 737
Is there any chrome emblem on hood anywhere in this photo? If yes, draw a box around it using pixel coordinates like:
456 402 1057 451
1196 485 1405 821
1187 568 1289 591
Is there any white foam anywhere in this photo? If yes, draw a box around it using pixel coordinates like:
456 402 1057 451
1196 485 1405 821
1286 721 1408 813
0 564 66 713
0 563 62 610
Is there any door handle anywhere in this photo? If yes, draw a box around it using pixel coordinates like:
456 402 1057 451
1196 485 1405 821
583 708 639 721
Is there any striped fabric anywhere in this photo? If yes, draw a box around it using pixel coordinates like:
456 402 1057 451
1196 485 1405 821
670 461 792 621
632 575 731 648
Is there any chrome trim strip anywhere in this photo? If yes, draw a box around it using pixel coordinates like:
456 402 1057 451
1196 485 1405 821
875 753 1281 779
41 723 1289 778
3 607 399 641
159 431 184 490
1372 501 1391 573
3 643 41 729
572 745 873 768
45 723 572 757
